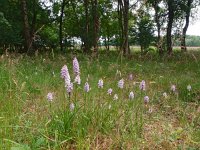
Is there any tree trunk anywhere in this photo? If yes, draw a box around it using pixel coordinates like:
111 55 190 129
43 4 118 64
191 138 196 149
181 0 192 52
83 0 89 53
153 1 163 55
122 0 129 56
59 0 65 52
91 0 99 56
31 0 37 50
166 0 174 55
118 0 123 51
21 0 32 54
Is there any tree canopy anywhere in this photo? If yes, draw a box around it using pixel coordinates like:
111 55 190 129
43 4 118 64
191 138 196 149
0 0 199 55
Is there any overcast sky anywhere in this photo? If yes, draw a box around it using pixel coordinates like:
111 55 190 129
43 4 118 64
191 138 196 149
187 21 200 36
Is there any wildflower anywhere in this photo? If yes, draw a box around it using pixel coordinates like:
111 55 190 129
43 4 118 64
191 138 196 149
163 92 167 98
98 79 104 88
187 85 192 91
129 74 133 80
148 107 153 113
61 65 71 85
107 88 113 95
84 82 90 92
171 85 176 92
114 94 118 100
118 79 124 89
139 80 146 91
70 103 75 111
73 57 80 75
144 96 149 104
52 71 55 77
66 82 73 94
47 92 53 102
74 74 81 85
129 91 134 100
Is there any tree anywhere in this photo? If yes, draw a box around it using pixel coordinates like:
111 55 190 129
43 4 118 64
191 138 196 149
166 0 176 55
132 9 154 54
59 0 66 52
117 0 130 56
181 0 193 52
91 0 100 56
21 0 33 54
122 0 129 56
148 0 166 55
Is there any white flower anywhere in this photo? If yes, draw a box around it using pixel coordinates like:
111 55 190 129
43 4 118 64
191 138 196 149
187 85 192 91
171 85 176 92
129 91 134 100
139 80 146 91
70 103 75 111
144 96 149 104
114 94 118 100
163 92 167 98
118 79 124 89
148 107 153 113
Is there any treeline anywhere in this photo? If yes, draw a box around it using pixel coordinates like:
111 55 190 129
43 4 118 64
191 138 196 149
0 0 200 56
174 35 200 47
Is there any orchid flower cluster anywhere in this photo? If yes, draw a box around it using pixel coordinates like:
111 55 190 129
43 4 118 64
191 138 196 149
46 57 193 113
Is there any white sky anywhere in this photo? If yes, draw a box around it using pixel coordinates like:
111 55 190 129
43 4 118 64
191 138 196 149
187 21 200 36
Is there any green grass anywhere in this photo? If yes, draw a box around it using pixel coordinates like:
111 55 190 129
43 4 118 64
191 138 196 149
0 50 200 149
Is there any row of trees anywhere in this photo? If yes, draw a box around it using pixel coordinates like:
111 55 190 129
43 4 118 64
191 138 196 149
0 0 199 56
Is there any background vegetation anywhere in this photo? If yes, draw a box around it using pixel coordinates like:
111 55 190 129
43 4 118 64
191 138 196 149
0 0 200 56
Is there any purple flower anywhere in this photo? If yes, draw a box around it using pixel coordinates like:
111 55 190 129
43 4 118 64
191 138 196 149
74 75 81 85
114 94 118 100
139 80 146 91
98 79 103 88
129 74 133 80
129 91 134 100
61 65 71 84
73 57 80 75
118 79 124 89
47 92 53 102
70 103 75 111
66 82 73 93
144 96 149 104
171 85 176 92
187 85 192 91
107 88 113 95
84 82 90 92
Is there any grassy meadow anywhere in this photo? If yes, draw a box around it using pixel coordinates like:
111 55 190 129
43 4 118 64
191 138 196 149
0 50 200 149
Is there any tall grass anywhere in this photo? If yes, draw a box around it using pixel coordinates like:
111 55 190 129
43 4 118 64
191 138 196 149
0 50 200 149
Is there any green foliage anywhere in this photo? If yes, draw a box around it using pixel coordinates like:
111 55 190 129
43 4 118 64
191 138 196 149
131 10 155 53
